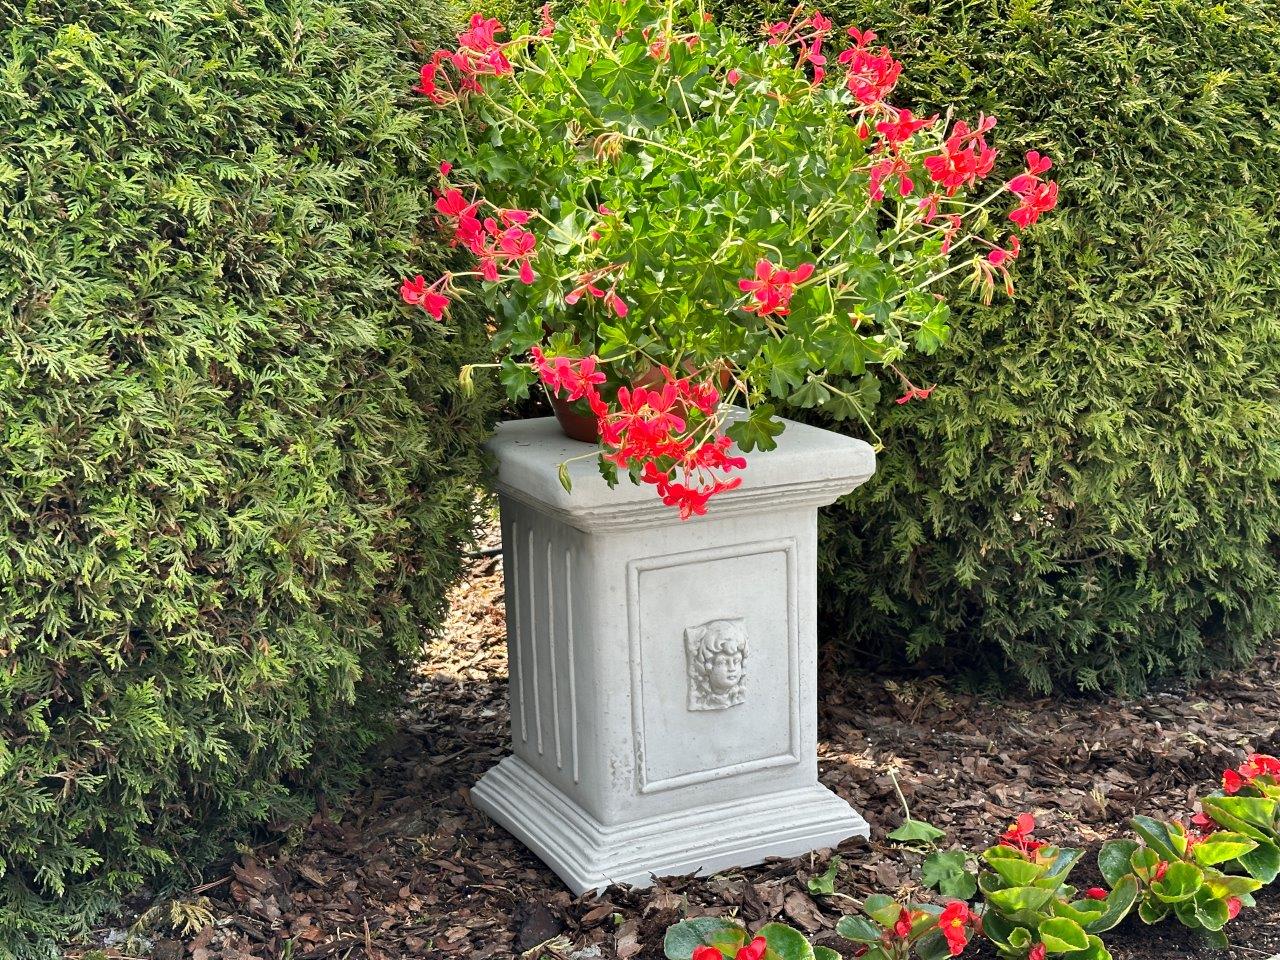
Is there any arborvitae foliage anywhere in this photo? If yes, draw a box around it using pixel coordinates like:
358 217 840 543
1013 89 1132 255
707 0 1280 692
0 1 493 954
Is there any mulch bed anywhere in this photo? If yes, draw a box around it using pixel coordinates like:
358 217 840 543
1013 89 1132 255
82 551 1280 960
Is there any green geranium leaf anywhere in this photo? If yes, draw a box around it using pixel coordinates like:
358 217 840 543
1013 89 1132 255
921 850 977 899
807 858 841 896
788 376 831 410
762 338 809 397
887 819 946 845
814 948 841 960
725 405 785 452
499 356 536 400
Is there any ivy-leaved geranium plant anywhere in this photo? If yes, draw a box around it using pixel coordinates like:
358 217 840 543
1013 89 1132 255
402 0 1059 517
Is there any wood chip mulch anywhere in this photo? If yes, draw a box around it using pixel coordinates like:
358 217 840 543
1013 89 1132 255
81 551 1280 960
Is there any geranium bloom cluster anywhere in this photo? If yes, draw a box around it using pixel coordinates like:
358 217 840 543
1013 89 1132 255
530 352 747 520
435 184 538 284
839 28 902 105
738 259 814 316
566 265 629 317
923 116 998 194
1008 151 1058 229
869 107 936 199
400 172 539 320
766 9 834 83
415 14 512 104
399 274 450 321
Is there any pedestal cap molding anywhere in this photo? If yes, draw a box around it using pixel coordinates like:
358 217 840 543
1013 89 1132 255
484 413 876 532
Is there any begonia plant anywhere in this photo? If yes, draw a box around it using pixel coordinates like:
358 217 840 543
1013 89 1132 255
402 0 1058 516
836 894 977 959
1089 754 1280 945
1099 816 1261 944
978 816 1133 960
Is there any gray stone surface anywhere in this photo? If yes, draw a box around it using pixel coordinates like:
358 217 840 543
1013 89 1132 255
471 414 875 893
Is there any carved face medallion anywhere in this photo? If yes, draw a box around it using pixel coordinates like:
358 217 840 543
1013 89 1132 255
683 618 748 711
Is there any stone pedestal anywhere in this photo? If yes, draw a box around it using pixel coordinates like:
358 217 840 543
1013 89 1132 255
472 415 876 894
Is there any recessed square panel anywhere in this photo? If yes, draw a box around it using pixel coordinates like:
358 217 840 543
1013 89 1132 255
627 540 800 793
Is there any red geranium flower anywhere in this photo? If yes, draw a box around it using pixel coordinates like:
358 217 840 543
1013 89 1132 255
1029 945 1047 960
400 274 450 320
1007 151 1059 229
837 28 902 105
1085 888 1108 901
924 116 998 195
738 259 814 316
876 107 937 146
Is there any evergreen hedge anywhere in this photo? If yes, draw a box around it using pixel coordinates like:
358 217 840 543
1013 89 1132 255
0 1 492 954
709 0 1280 691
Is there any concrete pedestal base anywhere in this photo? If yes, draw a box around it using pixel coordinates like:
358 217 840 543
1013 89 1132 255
474 414 876 893
475 756 866 893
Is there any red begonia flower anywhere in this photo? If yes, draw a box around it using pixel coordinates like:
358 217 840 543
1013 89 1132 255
938 901 972 956
893 907 913 938
998 813 1044 853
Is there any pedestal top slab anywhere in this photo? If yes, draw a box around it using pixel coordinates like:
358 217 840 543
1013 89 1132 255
485 413 875 529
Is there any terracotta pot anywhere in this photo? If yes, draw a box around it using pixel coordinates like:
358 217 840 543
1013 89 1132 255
550 394 602 443
549 363 730 443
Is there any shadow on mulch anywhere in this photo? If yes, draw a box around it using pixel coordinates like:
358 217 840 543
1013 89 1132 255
80 553 1280 959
